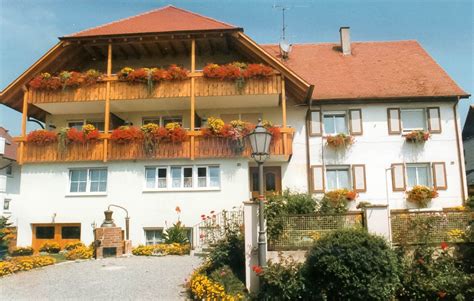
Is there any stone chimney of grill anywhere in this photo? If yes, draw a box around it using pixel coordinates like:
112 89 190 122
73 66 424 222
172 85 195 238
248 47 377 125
339 27 351 55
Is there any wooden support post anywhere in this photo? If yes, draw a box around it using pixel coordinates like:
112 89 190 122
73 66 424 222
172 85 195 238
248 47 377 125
281 76 288 155
190 39 196 160
103 43 112 162
19 89 29 165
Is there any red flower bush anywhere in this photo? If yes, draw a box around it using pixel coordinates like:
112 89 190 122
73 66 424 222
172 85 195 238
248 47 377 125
203 62 274 81
242 64 274 78
326 134 354 149
126 68 149 83
252 265 263 275
28 70 102 91
66 127 100 144
405 130 430 143
27 130 57 145
166 64 189 80
110 126 144 144
169 127 187 143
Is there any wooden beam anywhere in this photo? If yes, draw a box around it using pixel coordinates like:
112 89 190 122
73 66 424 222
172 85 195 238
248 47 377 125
103 44 112 162
155 42 167 57
127 43 141 59
190 39 196 160
141 43 153 57
281 76 288 155
19 89 29 165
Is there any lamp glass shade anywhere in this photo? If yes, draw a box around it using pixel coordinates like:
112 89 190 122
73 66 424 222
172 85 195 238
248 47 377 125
248 121 272 163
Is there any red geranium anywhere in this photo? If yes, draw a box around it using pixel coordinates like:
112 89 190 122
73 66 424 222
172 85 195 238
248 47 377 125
169 127 187 143
440 242 448 250
152 68 170 81
166 64 189 80
67 128 85 143
27 130 57 145
127 68 149 82
243 64 273 79
110 126 144 144
152 127 169 141
252 265 263 275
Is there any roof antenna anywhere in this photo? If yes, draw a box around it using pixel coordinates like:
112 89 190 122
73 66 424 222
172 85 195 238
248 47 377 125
273 4 292 60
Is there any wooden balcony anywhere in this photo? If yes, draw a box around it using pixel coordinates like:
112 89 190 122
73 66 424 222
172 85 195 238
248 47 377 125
28 74 282 104
18 129 293 163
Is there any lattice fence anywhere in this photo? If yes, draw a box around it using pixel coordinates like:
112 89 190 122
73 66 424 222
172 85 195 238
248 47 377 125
268 212 364 250
391 210 473 245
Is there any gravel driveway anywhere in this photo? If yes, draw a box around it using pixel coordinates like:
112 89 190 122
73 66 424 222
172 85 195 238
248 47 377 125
0 255 202 300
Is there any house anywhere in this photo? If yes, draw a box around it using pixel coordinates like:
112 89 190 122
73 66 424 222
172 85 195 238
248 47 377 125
0 5 469 249
0 127 20 221
463 105 474 195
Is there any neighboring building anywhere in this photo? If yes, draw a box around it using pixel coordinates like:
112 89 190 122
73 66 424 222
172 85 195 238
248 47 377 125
463 105 474 195
0 5 469 248
0 127 20 222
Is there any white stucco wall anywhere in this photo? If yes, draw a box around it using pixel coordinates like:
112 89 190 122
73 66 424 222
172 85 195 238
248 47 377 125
15 159 250 246
308 101 465 209
1 161 21 223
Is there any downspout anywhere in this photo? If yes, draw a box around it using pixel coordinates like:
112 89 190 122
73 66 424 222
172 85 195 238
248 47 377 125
453 99 467 202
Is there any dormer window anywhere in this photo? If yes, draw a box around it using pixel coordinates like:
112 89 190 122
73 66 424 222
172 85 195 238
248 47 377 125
323 112 348 135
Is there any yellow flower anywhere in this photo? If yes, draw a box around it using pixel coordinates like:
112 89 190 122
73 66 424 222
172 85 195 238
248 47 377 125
140 123 159 133
447 229 465 241
82 124 96 134
165 122 181 131
207 117 224 134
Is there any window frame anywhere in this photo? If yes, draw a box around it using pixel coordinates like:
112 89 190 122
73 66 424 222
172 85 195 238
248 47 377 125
323 111 348 135
68 168 108 195
325 165 352 190
142 116 183 127
144 165 221 191
400 108 427 133
5 165 13 177
67 119 105 132
406 163 432 188
144 228 165 246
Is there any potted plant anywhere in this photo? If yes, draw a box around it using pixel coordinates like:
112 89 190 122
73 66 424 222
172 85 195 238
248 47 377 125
406 185 438 207
325 133 354 149
26 130 57 145
405 130 430 143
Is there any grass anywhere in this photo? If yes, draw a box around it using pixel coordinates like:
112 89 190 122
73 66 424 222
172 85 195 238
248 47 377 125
42 253 67 263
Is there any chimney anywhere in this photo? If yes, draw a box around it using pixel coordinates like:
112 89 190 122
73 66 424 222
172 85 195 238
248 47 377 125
339 27 351 55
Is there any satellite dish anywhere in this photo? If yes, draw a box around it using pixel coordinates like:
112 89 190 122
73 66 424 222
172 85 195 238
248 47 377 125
279 39 292 59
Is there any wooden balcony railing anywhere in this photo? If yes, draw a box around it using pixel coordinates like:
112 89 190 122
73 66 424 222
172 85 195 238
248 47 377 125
29 74 282 104
18 129 293 163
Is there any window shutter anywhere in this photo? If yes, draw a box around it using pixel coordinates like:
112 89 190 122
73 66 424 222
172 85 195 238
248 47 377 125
311 165 325 192
387 108 401 134
432 162 447 190
309 110 322 136
352 165 366 192
427 107 442 133
391 163 406 191
349 109 363 135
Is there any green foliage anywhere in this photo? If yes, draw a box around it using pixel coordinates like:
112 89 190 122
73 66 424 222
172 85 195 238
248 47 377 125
303 228 400 300
397 245 473 300
10 246 34 257
0 216 14 259
258 254 306 300
206 227 245 282
318 192 349 214
209 265 246 297
266 190 317 242
163 221 189 244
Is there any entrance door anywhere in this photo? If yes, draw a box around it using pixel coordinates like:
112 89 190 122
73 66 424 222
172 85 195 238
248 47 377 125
249 166 282 199
32 223 81 251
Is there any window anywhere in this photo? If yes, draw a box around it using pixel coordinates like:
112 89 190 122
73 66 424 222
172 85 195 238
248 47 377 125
36 226 55 239
145 229 164 245
69 168 107 193
323 112 347 135
6 165 12 176
407 164 431 187
61 226 81 239
326 166 351 190
221 113 262 123
68 121 84 130
401 109 426 132
3 199 10 211
145 166 220 190
86 120 105 132
143 116 183 127
68 120 105 131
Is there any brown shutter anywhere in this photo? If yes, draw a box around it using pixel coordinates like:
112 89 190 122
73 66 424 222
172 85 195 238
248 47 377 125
427 107 442 133
352 165 366 192
391 163 406 191
311 165 325 192
432 162 447 190
349 109 363 135
308 110 322 136
387 108 401 134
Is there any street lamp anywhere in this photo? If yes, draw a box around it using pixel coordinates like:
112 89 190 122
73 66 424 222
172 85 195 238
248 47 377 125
247 119 272 267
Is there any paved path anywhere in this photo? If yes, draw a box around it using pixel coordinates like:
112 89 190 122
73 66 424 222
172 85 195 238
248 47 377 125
0 255 202 301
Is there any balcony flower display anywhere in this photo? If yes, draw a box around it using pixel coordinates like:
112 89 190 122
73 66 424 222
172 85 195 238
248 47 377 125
406 185 438 207
26 129 57 145
141 123 165 155
325 133 354 149
67 125 100 144
203 62 274 91
405 130 430 143
118 65 189 94
28 69 103 91
320 189 358 213
110 126 144 144
165 122 187 143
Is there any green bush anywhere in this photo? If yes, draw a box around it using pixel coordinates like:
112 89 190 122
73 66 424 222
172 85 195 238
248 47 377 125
398 245 473 300
206 228 245 282
303 228 400 300
10 246 34 257
258 254 305 300
39 241 61 253
209 265 246 297
163 221 189 244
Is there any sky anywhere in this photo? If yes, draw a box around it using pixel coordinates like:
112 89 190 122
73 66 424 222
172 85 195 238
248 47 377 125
0 0 472 135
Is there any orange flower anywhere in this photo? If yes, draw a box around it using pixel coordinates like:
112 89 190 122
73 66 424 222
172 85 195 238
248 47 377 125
437 291 447 298
175 206 181 213
440 241 448 250
252 265 263 275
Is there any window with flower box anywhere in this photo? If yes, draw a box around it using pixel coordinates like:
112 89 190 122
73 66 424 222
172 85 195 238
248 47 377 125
145 165 220 190
406 163 431 187
401 109 426 133
326 166 351 190
143 116 182 127
69 168 107 193
323 112 348 135
67 120 104 132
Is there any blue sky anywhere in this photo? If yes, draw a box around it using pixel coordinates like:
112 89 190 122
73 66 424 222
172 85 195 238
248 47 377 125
1 0 472 135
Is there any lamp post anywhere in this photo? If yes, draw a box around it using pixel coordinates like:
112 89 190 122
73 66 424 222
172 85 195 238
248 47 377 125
247 119 272 267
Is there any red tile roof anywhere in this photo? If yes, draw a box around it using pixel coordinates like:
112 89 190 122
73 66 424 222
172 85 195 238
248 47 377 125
65 5 238 38
262 41 469 100
0 127 17 161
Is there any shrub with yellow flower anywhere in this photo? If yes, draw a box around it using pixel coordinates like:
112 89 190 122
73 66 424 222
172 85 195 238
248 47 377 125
207 117 225 134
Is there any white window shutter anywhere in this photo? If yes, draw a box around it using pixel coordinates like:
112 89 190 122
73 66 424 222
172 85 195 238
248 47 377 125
352 165 366 192
428 107 442 133
391 163 406 191
309 111 322 136
349 109 363 135
311 165 325 192
387 108 401 134
432 162 447 190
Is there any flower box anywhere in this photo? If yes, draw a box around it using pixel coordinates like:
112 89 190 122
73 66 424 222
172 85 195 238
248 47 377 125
404 130 430 143
325 134 354 149
406 185 438 207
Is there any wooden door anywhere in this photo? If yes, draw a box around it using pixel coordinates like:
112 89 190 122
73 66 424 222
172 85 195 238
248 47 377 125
249 166 282 199
32 223 81 252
